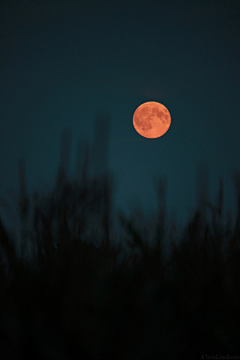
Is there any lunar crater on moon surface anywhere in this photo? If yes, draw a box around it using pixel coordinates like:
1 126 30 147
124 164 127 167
133 101 171 139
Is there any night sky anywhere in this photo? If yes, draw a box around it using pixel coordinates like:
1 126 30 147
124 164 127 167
1 0 240 230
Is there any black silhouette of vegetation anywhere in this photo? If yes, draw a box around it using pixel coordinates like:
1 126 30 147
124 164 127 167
0 121 240 359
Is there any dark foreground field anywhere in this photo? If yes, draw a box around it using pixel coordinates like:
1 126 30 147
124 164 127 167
1 137 240 359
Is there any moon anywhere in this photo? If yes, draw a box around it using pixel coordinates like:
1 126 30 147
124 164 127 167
133 101 171 139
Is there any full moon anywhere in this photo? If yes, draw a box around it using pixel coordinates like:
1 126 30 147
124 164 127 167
133 101 171 139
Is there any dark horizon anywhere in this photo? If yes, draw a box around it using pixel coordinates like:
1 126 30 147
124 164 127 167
0 122 240 357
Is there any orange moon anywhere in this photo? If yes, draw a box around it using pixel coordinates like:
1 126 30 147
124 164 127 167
133 101 171 139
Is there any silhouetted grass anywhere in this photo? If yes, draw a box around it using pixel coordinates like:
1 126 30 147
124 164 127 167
0 129 240 359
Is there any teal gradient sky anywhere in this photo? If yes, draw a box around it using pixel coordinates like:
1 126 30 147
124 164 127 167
0 0 240 229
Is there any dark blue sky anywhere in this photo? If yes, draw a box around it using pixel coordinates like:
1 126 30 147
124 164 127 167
0 0 240 228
